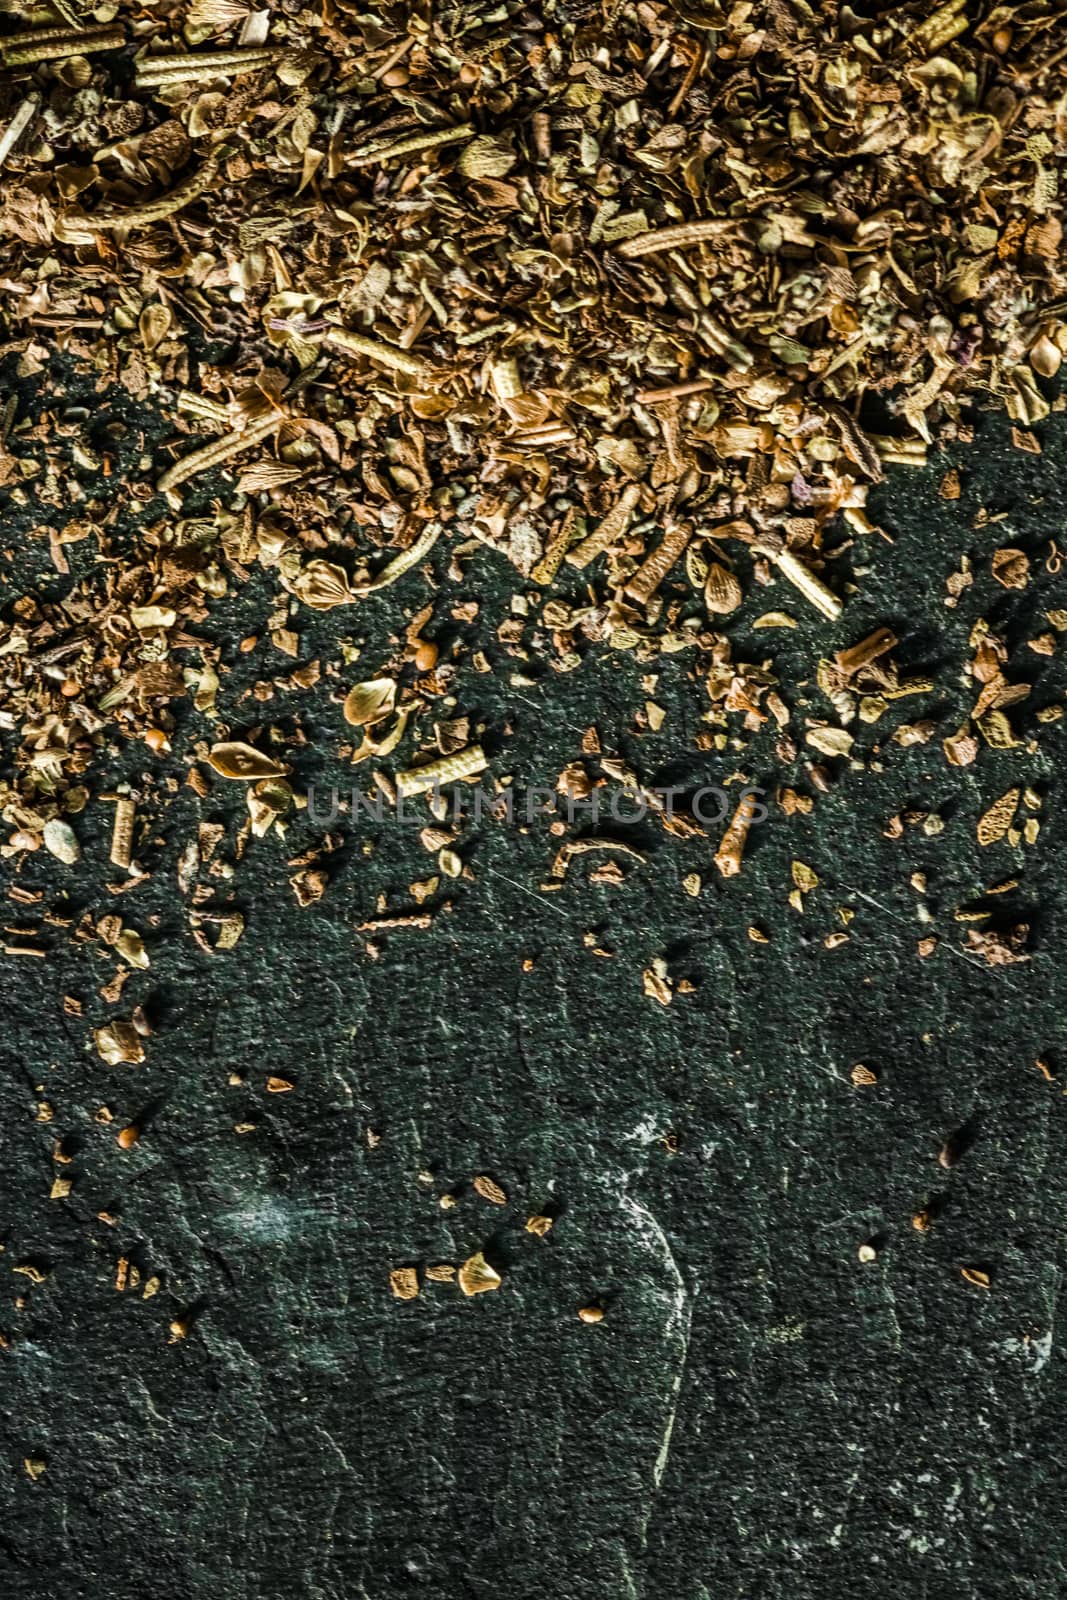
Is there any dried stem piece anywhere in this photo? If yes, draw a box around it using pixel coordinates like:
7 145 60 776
176 391 232 431
635 379 713 406
62 159 219 240
565 483 643 571
1 26 124 66
396 745 487 799
625 524 690 605
157 412 280 493
348 123 474 168
358 914 433 932
714 792 761 879
615 220 737 260
321 326 440 381
135 48 277 86
359 521 440 594
771 549 843 622
109 798 135 869
530 507 577 585
834 628 898 678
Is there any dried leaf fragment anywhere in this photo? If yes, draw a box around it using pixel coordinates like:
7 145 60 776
991 548 1030 590
390 1267 420 1301
343 678 397 728
43 819 80 865
791 861 819 894
473 1175 508 1206
806 727 854 758
457 1252 501 1297
94 1021 145 1066
207 742 288 780
977 788 1020 847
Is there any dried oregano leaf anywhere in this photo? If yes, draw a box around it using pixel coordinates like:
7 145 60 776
208 742 289 780
977 788 1020 846
457 135 516 179
342 678 397 727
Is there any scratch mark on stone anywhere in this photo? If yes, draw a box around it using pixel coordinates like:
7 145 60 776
621 1192 693 1500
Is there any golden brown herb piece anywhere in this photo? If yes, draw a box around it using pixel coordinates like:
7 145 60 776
2 25 123 66
457 1252 502 1297
389 1267 420 1301
94 1022 145 1066
109 798 135 870
704 562 743 616
714 793 760 879
342 679 397 728
977 789 1021 846
473 1175 508 1206
348 123 474 169
60 158 220 242
625 524 690 605
396 745 487 799
207 742 289 780
565 485 642 571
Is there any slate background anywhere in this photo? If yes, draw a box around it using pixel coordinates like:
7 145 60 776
1 372 1066 1599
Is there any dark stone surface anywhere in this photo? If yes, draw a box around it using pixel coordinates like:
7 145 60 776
2 393 1067 1598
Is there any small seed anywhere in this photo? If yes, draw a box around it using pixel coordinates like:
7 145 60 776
473 1174 507 1205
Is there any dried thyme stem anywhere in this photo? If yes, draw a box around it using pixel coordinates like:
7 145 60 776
357 522 441 594
625 523 690 605
565 483 642 571
834 628 898 677
321 326 440 380
79 159 219 234
615 220 736 260
1 26 124 65
348 123 474 168
135 48 278 85
764 548 843 622
714 792 760 878
109 799 135 869
396 745 487 799
635 379 713 405
157 412 280 494
357 914 433 931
